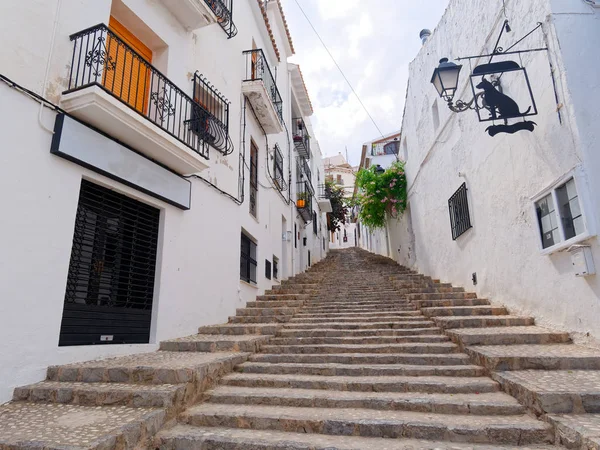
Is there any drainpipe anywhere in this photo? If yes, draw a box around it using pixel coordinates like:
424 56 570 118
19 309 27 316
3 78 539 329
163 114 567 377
39 0 62 133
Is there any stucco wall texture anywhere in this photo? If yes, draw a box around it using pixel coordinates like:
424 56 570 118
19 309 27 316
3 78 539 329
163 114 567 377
393 0 600 344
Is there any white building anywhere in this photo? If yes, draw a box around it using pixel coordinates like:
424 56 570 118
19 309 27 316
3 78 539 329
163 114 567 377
384 0 600 343
0 0 329 402
323 153 357 248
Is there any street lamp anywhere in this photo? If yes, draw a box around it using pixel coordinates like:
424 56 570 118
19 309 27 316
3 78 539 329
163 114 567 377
375 165 385 175
431 58 462 103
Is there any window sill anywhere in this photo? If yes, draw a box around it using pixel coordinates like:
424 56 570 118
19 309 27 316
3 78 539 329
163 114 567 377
240 279 258 289
540 232 596 256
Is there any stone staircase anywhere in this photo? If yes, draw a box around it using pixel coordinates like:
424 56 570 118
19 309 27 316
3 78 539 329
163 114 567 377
153 248 599 449
2 248 599 449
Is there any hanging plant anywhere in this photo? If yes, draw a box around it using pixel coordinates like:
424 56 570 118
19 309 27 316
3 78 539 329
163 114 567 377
325 180 348 233
355 161 407 228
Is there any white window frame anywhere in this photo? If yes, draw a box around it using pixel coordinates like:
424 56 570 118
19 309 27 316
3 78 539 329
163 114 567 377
531 166 596 255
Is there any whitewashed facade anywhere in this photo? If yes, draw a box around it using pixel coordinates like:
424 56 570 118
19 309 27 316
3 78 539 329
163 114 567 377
0 0 329 403
386 0 600 344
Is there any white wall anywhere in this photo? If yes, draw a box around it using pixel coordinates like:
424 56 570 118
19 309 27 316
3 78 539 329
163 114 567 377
394 0 600 344
0 0 327 403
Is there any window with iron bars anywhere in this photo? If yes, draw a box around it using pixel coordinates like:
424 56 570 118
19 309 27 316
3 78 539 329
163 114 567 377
250 141 258 217
448 183 472 240
240 233 257 283
273 256 279 280
265 259 272 280
273 144 284 191
313 211 318 235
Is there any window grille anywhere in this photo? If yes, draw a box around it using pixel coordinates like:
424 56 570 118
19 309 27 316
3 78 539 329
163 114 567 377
313 211 318 235
240 233 257 283
59 180 160 346
273 257 279 279
273 144 284 191
265 259 272 280
250 141 258 217
448 183 472 240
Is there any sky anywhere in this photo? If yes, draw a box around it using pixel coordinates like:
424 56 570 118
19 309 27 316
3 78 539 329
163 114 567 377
281 0 450 167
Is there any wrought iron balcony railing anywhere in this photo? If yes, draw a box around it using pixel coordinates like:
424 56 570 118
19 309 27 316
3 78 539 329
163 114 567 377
292 117 310 159
203 0 237 38
297 156 311 185
243 49 283 122
65 24 232 160
296 181 314 223
272 144 286 191
318 184 332 199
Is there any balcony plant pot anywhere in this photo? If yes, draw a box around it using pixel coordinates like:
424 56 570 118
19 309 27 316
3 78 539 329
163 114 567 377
297 199 306 208
293 135 303 143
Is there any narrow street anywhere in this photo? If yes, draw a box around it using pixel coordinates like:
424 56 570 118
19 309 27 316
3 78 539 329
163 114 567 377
7 248 599 447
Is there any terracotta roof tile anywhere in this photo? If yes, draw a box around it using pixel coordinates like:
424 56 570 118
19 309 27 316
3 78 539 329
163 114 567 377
257 0 281 61
275 0 295 55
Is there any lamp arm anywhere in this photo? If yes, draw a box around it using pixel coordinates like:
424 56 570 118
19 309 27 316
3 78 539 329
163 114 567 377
447 92 483 113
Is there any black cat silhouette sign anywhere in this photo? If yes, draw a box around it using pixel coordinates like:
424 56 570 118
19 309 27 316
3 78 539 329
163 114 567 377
470 61 538 136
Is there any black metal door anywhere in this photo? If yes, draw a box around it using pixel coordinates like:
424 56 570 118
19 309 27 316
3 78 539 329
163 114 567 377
59 180 160 346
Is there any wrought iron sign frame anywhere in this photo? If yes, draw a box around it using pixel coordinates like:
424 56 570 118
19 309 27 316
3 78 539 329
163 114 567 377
433 19 549 136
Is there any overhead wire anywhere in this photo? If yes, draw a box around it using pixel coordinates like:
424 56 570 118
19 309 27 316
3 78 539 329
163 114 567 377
292 0 386 140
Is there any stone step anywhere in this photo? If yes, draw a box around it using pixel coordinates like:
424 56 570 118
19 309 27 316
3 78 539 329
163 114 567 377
256 294 311 301
235 362 486 377
156 425 560 450
259 342 459 355
446 326 571 346
305 300 414 309
157 425 556 450
0 402 166 449
283 320 436 330
303 304 416 312
236 307 299 316
269 335 449 345
288 315 428 324
547 412 600 449
413 298 491 308
160 334 271 353
294 311 420 318
408 292 478 300
198 324 281 335
13 381 186 409
493 370 600 415
422 306 508 317
205 386 525 415
465 344 600 371
249 352 472 366
181 404 553 444
246 300 305 308
434 315 535 329
221 372 500 393
276 327 442 338
228 315 293 324
47 352 248 385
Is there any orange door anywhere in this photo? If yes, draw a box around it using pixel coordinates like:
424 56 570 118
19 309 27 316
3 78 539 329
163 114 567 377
103 17 152 114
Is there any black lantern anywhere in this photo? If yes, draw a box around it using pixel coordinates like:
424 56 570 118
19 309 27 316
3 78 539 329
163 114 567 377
431 58 462 103
374 165 385 175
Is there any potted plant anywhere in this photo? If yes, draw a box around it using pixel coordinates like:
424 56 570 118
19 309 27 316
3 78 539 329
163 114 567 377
296 192 308 208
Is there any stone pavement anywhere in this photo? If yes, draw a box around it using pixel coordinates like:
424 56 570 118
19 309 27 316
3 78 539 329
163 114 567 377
2 247 600 448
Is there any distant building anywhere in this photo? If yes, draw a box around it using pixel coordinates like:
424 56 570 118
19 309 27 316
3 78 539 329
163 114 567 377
323 153 357 248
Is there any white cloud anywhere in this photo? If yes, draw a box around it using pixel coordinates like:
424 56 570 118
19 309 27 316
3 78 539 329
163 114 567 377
282 0 450 165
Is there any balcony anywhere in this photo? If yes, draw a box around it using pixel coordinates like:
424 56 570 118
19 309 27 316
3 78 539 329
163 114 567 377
242 49 284 134
61 24 231 175
159 0 237 37
296 181 314 223
293 117 310 159
317 184 333 213
297 156 311 185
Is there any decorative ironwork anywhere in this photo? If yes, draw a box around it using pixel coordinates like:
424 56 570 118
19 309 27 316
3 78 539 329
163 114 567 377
187 73 234 155
297 156 311 185
150 86 176 121
59 180 159 346
243 49 283 122
296 180 314 223
432 19 547 136
249 141 258 217
448 182 472 240
292 117 310 159
204 0 237 39
65 24 219 160
85 36 116 77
